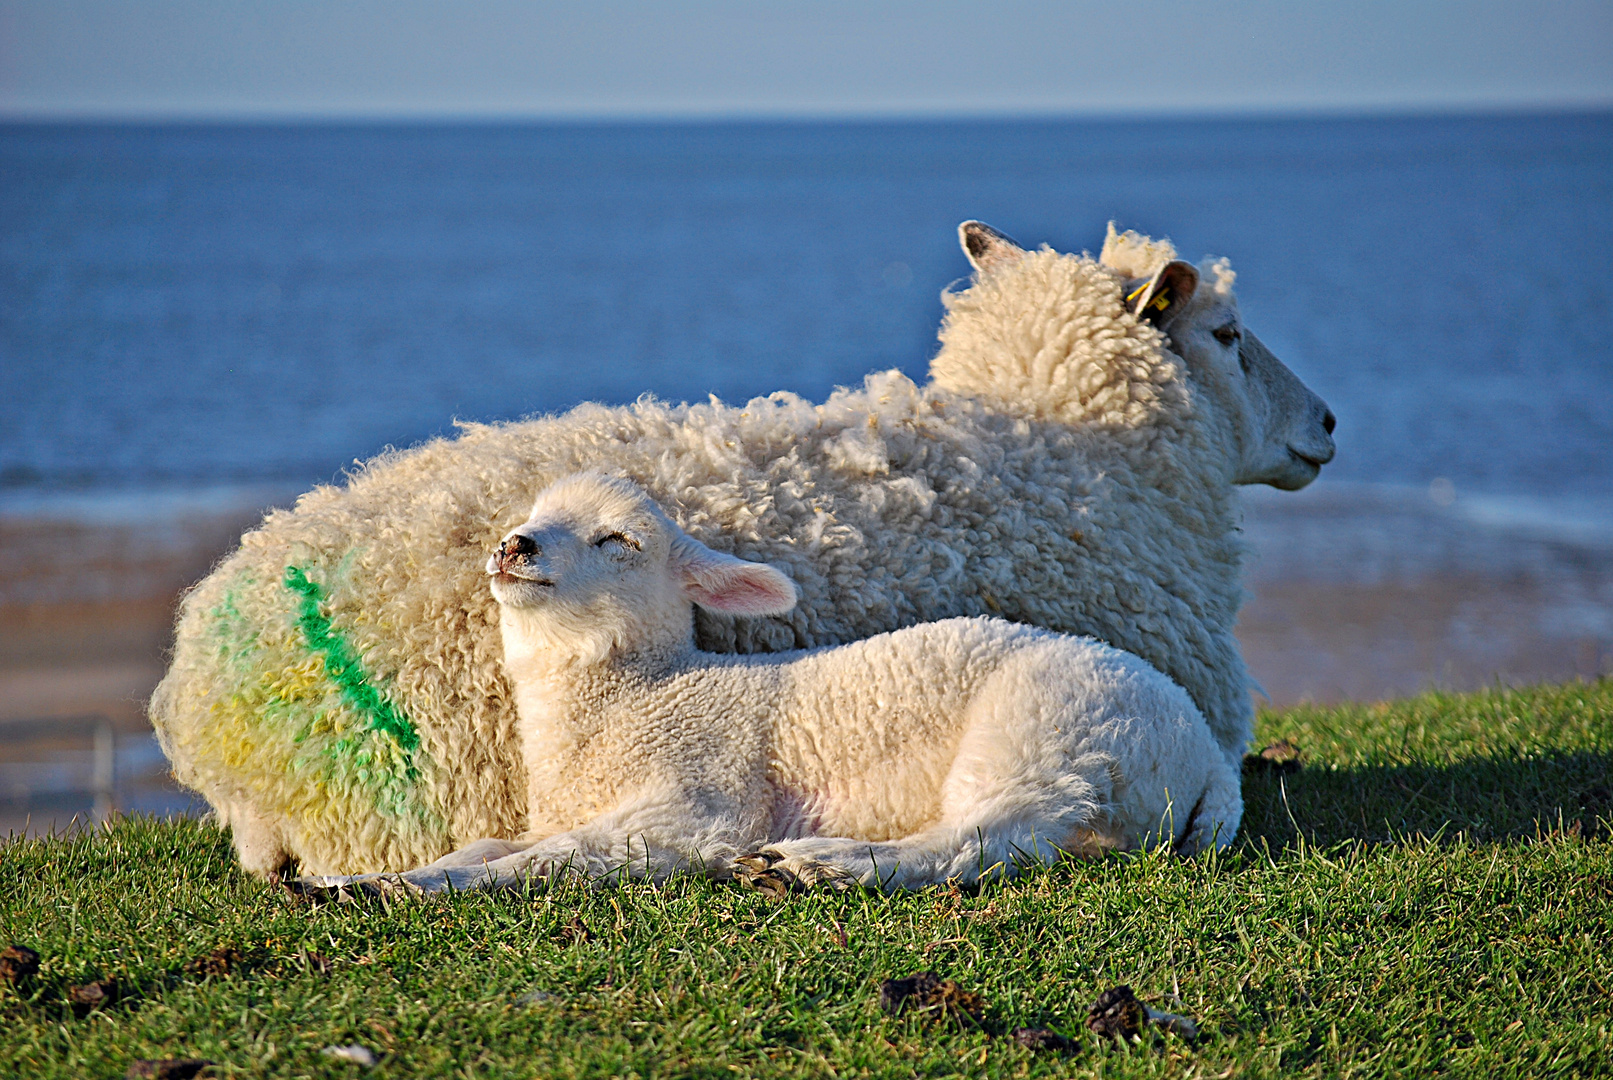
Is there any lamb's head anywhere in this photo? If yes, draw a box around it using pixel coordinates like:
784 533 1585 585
487 472 798 662
952 220 1336 491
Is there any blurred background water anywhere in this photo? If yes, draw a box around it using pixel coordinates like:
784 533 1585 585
3 115 1610 496
1 114 1610 829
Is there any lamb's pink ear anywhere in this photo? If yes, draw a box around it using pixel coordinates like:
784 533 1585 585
670 533 798 617
959 221 1024 273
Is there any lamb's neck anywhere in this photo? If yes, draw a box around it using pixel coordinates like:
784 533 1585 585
497 607 694 733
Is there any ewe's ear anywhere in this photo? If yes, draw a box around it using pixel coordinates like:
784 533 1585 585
670 533 798 617
1123 260 1198 326
959 221 1024 273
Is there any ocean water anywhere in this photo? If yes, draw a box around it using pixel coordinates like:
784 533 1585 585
0 115 1609 812
2 114 1610 504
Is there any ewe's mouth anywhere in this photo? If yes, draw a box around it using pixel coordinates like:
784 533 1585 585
1265 450 1325 491
1288 446 1332 469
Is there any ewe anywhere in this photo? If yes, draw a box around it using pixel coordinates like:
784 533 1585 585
152 221 1333 876
306 472 1242 894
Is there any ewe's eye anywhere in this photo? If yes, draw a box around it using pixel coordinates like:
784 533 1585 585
593 531 640 552
1213 324 1241 348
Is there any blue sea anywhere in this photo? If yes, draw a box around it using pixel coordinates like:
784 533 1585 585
2 114 1610 504
0 114 1610 817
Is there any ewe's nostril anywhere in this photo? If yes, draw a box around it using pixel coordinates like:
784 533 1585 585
505 534 538 557
1322 409 1337 436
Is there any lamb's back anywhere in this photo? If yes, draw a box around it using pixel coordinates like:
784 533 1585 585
759 617 1052 840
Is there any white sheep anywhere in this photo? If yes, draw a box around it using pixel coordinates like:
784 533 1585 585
306 472 1242 894
151 221 1332 877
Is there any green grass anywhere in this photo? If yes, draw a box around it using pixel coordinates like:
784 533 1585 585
3 680 1610 1078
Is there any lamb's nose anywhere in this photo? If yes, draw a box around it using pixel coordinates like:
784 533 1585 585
1322 408 1337 436
503 534 538 558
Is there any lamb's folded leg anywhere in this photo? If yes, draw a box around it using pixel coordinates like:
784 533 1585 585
736 817 1080 893
1171 753 1243 856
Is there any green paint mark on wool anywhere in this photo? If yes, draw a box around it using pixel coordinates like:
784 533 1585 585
283 565 420 759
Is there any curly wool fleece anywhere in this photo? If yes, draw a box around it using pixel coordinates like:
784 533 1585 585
151 231 1252 876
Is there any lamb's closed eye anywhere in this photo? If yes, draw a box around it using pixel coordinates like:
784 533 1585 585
594 531 639 550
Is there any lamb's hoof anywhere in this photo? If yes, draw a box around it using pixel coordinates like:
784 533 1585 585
733 851 799 898
284 874 407 905
734 851 854 897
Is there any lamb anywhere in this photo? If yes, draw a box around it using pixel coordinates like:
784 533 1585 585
151 221 1334 877
305 472 1243 895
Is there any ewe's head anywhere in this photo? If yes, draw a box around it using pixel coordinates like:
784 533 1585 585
487 472 797 661
954 221 1336 491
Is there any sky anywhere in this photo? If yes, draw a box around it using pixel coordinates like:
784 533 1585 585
2 0 1611 120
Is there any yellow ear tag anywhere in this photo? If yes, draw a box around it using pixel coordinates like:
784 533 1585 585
1148 290 1172 312
1126 282 1150 305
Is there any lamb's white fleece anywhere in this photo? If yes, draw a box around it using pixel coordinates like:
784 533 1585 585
306 472 1241 894
151 222 1332 876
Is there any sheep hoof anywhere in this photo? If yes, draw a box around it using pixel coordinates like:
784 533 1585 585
283 874 409 906
733 851 854 896
733 851 797 897
278 879 354 906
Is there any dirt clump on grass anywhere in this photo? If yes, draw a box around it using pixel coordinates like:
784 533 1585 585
1011 1026 1076 1052
125 1060 214 1079
184 947 244 978
1087 985 1147 1038
877 971 985 1026
67 977 117 1011
1086 984 1200 1041
1245 738 1303 774
0 944 40 984
553 916 593 945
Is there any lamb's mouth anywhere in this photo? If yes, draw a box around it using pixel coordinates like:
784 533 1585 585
491 571 553 587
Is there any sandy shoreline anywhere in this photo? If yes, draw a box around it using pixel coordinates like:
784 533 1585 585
0 506 268 834
5 574 1607 728
2 483 1609 833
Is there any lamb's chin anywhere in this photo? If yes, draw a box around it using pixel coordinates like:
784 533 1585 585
489 574 553 608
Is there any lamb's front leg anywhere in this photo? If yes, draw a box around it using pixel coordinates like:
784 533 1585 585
302 837 546 894
300 795 749 895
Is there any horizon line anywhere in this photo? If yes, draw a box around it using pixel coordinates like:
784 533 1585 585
4 99 1611 126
